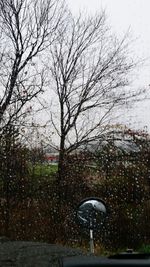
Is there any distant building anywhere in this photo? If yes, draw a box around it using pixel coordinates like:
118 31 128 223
45 153 59 164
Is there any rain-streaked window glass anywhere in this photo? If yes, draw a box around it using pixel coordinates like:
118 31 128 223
0 0 149 258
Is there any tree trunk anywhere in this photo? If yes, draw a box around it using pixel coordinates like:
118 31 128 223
57 134 67 200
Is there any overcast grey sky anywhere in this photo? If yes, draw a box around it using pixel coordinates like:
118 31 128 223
66 0 150 132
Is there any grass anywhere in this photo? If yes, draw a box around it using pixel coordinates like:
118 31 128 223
29 163 58 178
35 163 57 176
139 245 150 253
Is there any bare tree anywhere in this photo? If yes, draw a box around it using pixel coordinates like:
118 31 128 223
48 12 144 181
0 0 65 132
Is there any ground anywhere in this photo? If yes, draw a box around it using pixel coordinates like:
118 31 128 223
0 237 85 267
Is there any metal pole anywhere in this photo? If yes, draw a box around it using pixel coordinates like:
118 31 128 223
89 229 94 254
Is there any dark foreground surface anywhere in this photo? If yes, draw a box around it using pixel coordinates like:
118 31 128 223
1 237 149 267
60 255 150 267
0 237 84 267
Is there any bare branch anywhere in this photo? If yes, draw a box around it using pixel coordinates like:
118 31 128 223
0 0 66 130
47 11 144 178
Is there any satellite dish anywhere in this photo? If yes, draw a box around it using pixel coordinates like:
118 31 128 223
76 197 107 254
